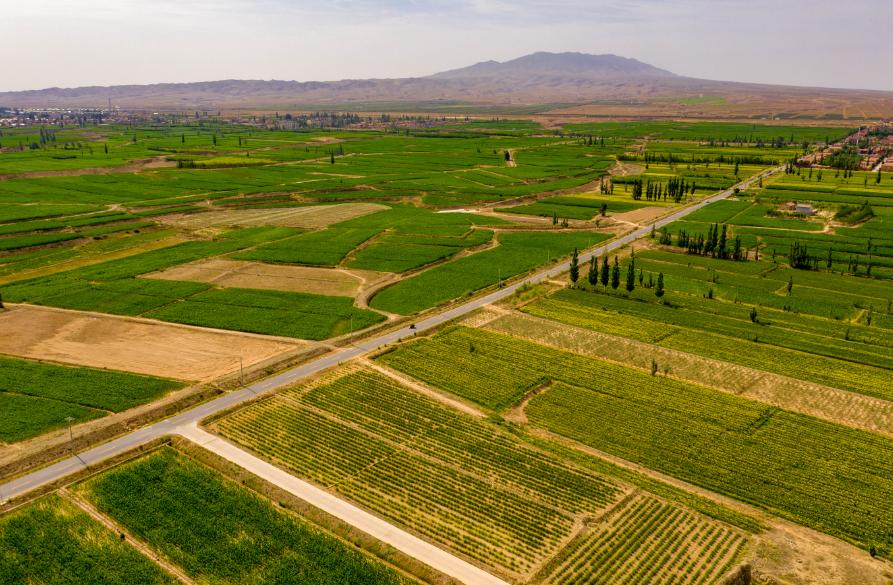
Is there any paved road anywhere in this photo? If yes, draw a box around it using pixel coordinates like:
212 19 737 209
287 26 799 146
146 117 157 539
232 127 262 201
179 424 509 585
0 165 777 503
0 165 778 581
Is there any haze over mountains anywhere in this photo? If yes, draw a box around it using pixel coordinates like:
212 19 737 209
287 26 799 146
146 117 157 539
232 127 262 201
3 52 892 119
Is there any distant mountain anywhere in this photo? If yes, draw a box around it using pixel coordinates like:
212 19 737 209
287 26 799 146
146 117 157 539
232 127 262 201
431 52 675 80
1 52 891 118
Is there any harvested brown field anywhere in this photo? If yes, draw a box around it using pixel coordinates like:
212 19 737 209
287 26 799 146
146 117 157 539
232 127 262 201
611 206 671 224
0 305 304 382
144 258 391 297
159 203 387 230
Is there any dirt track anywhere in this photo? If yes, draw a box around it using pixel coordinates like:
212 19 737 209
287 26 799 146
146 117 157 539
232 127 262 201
0 305 304 381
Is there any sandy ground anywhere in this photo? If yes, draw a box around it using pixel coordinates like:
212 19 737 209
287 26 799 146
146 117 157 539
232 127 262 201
144 258 390 298
159 203 387 230
0 305 303 382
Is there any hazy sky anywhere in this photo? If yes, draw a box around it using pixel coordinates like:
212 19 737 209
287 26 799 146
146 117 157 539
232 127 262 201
3 0 890 92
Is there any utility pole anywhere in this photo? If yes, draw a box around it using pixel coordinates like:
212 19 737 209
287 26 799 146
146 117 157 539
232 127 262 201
65 416 75 453
240 357 244 386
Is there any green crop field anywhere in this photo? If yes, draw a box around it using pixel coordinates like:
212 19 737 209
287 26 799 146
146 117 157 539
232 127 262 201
0 495 176 584
542 494 745 585
349 229 494 272
497 194 657 221
525 289 893 401
0 355 181 443
370 231 609 314
145 287 384 339
562 121 850 143
235 227 378 266
77 447 409 585
214 368 624 578
2 227 384 339
380 326 893 558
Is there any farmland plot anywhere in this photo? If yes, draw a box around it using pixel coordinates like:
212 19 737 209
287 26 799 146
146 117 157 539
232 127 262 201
0 352 180 443
381 327 893 558
0 304 302 382
77 447 410 585
370 231 607 314
543 494 745 585
158 203 389 229
213 368 623 579
0 495 175 584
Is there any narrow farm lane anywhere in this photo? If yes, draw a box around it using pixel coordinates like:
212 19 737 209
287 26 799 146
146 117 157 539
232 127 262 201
176 424 509 585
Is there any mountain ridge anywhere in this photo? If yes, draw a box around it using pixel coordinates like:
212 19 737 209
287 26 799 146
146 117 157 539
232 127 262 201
430 52 675 80
1 52 891 118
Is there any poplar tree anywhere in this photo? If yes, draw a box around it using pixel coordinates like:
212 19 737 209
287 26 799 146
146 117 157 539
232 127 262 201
655 272 665 298
610 257 620 290
600 256 610 290
569 248 580 285
625 262 636 293
717 224 728 259
587 257 598 286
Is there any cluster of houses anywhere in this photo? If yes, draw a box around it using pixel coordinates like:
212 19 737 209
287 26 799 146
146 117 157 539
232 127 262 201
799 122 893 171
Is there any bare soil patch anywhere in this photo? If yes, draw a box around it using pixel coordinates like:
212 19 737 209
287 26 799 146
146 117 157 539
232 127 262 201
0 305 303 382
749 523 893 585
609 161 644 177
159 203 387 230
611 206 671 225
145 258 390 298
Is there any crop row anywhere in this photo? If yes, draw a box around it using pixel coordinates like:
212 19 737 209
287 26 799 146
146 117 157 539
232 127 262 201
215 369 623 577
78 447 407 584
539 289 893 401
370 230 608 315
0 495 175 584
383 327 893 557
547 494 745 585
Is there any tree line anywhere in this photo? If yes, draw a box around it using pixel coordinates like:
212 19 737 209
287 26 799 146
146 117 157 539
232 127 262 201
658 223 746 261
627 177 698 204
569 249 665 299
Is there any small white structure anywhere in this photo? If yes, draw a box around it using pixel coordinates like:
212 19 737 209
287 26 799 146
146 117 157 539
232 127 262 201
794 203 815 216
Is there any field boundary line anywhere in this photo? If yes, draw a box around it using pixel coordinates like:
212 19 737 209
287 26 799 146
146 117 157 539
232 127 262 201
362 359 487 418
0 166 782 509
59 487 198 585
487 310 893 435
175 424 510 585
